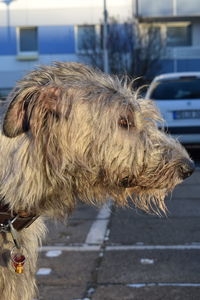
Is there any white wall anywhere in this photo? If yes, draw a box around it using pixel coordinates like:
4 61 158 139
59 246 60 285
0 0 133 27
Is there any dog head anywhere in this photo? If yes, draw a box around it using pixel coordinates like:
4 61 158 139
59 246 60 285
2 63 194 216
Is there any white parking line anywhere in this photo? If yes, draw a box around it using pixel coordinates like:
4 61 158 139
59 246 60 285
39 243 200 252
36 268 52 275
39 201 112 253
84 201 112 245
40 245 100 252
127 283 200 288
106 244 200 251
46 250 62 257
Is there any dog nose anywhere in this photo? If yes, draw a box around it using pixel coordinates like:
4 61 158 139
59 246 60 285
179 159 195 180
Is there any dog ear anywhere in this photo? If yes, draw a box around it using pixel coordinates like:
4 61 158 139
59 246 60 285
3 86 68 138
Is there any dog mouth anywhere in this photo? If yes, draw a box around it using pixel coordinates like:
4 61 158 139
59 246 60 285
119 178 149 192
119 176 135 188
119 176 148 189
119 158 195 189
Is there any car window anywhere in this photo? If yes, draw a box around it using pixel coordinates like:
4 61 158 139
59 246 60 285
150 78 200 100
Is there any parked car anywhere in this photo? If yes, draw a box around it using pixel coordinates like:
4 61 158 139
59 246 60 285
145 72 200 144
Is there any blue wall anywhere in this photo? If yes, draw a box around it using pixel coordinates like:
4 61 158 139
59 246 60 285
159 59 200 74
0 25 75 55
39 26 75 54
0 27 17 55
177 59 200 72
159 59 174 73
1 25 200 76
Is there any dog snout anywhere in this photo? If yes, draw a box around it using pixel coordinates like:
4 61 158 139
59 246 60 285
179 158 195 180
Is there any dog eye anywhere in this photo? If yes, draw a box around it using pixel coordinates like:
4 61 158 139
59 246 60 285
118 117 134 129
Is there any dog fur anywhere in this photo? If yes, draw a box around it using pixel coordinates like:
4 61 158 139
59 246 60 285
0 62 194 299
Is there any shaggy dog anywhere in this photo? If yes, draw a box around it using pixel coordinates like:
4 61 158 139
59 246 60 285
0 62 194 299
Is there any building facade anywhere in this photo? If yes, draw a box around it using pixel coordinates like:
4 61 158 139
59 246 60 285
0 0 200 95
0 0 133 95
136 0 200 74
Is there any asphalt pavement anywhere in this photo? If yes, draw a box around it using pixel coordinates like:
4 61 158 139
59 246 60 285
36 158 200 300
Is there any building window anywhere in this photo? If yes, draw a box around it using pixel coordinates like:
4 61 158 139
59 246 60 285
138 0 173 17
17 27 38 59
166 25 191 46
76 25 96 52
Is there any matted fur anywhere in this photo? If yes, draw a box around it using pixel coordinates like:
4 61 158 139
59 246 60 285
0 62 194 299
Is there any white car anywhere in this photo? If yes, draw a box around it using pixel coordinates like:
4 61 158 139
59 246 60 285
145 72 200 144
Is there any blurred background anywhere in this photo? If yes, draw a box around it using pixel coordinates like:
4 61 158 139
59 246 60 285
0 0 200 94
